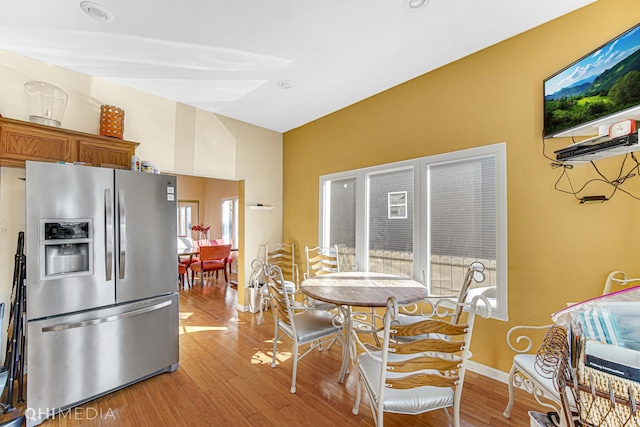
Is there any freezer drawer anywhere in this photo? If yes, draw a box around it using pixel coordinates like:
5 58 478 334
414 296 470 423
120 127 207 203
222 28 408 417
26 293 179 425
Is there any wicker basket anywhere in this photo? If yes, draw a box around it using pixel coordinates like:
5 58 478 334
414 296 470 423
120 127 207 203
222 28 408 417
99 105 124 138
575 362 640 426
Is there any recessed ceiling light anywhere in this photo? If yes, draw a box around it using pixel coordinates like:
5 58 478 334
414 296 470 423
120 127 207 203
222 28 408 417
80 1 115 22
404 0 430 11
278 80 293 89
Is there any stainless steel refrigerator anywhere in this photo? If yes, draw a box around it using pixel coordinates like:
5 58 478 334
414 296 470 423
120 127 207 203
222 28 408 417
25 161 179 426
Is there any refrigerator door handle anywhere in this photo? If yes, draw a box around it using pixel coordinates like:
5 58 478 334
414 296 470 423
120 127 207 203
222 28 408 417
105 188 113 282
40 300 172 332
118 189 126 279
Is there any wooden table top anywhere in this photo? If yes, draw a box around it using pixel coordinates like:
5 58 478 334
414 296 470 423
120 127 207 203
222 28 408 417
178 247 199 256
300 271 428 307
178 247 237 256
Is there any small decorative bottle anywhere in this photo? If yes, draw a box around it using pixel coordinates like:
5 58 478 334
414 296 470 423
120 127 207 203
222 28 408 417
130 155 140 171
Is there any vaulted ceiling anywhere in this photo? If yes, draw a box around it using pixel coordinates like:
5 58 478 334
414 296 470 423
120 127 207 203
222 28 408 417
0 0 595 132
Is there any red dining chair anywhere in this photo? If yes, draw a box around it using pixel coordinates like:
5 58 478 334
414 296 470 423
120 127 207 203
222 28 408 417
211 239 234 276
190 244 232 285
178 263 189 287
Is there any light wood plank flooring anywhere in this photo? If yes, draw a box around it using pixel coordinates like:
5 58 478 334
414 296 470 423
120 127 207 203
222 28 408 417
3 275 549 426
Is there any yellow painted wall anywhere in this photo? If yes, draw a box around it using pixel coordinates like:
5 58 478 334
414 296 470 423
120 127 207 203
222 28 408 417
283 0 640 373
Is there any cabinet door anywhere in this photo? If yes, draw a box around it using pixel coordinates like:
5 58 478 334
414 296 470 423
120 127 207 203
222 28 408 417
77 138 136 168
0 123 72 166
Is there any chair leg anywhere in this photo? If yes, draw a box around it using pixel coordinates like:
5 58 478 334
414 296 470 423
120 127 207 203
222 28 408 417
291 341 298 394
223 267 228 284
503 363 517 418
370 308 381 346
452 394 461 427
258 291 270 325
271 322 279 368
352 369 362 415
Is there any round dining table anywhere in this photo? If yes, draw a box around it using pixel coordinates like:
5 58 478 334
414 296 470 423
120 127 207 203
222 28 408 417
300 271 428 382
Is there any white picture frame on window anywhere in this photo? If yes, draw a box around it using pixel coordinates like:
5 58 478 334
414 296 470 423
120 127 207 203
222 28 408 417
388 191 408 219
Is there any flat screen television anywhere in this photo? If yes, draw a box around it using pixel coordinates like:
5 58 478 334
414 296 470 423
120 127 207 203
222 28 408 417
544 23 640 139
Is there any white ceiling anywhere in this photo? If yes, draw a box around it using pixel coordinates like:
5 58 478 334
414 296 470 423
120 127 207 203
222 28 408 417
0 0 595 133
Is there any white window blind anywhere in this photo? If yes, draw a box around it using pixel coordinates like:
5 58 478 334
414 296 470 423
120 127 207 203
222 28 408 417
429 157 496 261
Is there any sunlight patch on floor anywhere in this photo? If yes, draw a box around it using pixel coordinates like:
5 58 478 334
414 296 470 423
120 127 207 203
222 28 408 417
251 348 291 365
179 325 229 335
251 350 274 365
179 311 194 320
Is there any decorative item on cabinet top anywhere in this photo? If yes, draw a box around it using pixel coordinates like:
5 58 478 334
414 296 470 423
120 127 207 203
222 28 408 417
0 116 139 169
99 105 124 139
24 81 68 128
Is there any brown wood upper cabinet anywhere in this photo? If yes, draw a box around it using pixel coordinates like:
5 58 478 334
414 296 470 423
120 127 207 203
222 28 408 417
0 117 139 168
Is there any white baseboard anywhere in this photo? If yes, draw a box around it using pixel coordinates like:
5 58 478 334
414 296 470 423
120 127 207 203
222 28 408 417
467 360 510 384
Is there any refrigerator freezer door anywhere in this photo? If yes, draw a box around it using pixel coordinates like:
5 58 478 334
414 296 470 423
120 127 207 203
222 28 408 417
26 161 116 320
26 293 179 425
115 171 177 303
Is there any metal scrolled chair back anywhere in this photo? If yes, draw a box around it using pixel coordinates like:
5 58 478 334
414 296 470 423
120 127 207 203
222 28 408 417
351 294 492 427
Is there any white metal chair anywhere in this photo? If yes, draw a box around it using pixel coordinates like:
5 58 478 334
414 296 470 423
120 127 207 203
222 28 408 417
396 261 490 327
265 242 299 287
305 245 339 278
303 245 341 309
266 263 343 393
351 295 491 427
502 270 640 421
257 242 299 324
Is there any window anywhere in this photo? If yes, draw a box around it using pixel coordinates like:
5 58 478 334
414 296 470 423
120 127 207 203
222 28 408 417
321 176 358 269
369 169 413 275
388 191 408 219
319 143 507 320
177 200 199 238
222 198 238 246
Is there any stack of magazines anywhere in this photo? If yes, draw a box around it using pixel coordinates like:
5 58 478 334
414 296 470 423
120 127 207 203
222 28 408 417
575 303 640 382
553 287 640 382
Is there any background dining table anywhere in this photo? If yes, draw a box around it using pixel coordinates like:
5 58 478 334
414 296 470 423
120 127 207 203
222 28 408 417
300 271 428 382
178 247 199 264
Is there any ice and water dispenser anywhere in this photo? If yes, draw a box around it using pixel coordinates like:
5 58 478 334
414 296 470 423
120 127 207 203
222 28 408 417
40 220 93 279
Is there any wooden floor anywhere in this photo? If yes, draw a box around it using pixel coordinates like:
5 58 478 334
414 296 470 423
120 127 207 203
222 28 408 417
3 275 548 426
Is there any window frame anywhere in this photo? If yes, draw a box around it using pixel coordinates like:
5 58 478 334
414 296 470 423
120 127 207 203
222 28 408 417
319 142 508 321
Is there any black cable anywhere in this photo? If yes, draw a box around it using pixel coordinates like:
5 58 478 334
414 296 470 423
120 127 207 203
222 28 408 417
546 134 640 200
553 165 583 200
555 174 613 196
541 136 570 168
